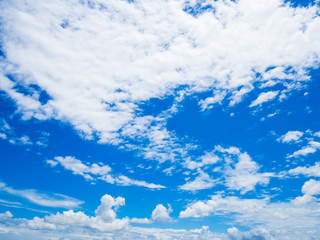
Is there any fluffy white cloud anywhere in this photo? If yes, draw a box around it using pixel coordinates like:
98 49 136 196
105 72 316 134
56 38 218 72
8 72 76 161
41 194 129 232
48 156 165 189
227 227 275 240
180 194 320 238
184 151 220 170
249 91 279 108
49 156 111 181
287 144 320 158
0 0 320 157
288 162 320 177
151 204 172 222
0 211 13 219
130 218 153 224
277 131 303 143
0 181 83 208
179 170 217 191
293 179 320 205
179 146 273 193
179 200 217 218
301 179 320 196
224 152 274 193
27 217 56 230
95 194 125 222
179 194 267 219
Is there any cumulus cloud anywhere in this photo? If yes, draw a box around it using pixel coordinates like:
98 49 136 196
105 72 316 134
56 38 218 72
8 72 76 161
27 217 56 230
0 181 83 208
151 204 172 222
0 211 13 219
48 156 165 189
301 179 320 196
33 194 129 232
293 179 320 205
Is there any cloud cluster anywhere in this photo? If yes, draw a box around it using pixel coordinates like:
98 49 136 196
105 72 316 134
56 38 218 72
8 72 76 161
180 146 273 193
25 194 129 232
0 0 320 159
179 193 320 238
0 194 221 240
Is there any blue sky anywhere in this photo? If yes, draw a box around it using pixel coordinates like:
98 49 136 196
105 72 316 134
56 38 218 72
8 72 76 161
1 0 320 239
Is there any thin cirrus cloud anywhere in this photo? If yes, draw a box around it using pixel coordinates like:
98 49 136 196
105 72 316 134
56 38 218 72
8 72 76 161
48 156 165 189
0 181 83 209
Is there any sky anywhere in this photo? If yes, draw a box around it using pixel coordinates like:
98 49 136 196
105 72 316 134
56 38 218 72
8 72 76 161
0 0 320 239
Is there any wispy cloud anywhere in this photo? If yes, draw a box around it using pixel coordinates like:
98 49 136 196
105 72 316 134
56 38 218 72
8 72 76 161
48 156 165 189
0 181 83 208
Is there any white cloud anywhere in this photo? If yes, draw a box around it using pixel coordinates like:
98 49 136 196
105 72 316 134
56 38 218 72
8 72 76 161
179 146 273 193
179 194 267 219
49 156 111 181
179 170 217 191
179 194 320 238
151 204 172 222
301 179 320 196
130 218 153 224
277 130 303 143
0 181 83 208
43 194 129 232
0 133 7 140
0 211 13 219
95 194 125 222
184 151 220 170
224 152 273 194
227 227 275 240
0 0 319 160
49 156 165 189
249 91 279 108
287 146 318 158
288 162 320 177
199 90 227 111
293 179 320 205
27 217 56 230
